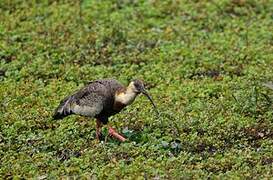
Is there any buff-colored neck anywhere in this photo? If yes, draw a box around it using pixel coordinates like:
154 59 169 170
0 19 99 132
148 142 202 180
115 82 138 105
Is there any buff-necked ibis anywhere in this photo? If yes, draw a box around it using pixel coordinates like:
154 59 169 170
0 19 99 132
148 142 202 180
53 79 157 142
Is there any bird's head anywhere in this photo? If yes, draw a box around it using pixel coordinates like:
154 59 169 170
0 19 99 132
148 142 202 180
129 79 146 94
128 79 158 114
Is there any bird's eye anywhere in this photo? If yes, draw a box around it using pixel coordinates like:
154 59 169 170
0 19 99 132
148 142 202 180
134 83 139 88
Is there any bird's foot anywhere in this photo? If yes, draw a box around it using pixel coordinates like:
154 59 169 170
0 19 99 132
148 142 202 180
108 127 126 142
96 131 104 142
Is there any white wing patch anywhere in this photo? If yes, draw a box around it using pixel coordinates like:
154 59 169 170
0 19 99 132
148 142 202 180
72 103 103 117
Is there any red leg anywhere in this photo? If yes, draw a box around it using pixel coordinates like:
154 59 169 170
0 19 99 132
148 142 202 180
96 119 103 141
108 127 126 142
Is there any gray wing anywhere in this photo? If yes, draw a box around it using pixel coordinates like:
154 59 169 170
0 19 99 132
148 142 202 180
72 93 104 117
71 81 111 117
93 78 124 94
53 81 110 119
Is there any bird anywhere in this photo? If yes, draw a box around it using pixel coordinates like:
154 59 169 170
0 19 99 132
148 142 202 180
52 78 157 142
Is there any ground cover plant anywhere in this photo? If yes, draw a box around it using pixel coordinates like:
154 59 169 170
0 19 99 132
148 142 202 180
0 0 273 178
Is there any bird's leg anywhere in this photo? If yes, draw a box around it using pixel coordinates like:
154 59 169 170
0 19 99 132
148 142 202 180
108 126 126 142
96 119 103 141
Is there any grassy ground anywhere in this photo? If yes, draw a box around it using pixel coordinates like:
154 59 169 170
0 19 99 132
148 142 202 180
1 0 273 178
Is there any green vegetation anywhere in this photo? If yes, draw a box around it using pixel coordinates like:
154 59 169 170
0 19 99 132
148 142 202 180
1 0 273 178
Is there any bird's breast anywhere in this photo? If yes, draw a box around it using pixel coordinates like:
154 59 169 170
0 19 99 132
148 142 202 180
113 101 126 112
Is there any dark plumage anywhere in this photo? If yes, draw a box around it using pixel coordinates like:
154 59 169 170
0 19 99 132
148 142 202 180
53 79 124 124
52 78 157 142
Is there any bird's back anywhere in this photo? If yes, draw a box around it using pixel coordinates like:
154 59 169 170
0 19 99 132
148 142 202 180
53 79 124 120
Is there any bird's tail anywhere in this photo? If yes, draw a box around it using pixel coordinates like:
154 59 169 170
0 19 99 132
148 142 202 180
52 96 74 120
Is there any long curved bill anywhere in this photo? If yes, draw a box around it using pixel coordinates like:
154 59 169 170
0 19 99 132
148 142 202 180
141 89 159 115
